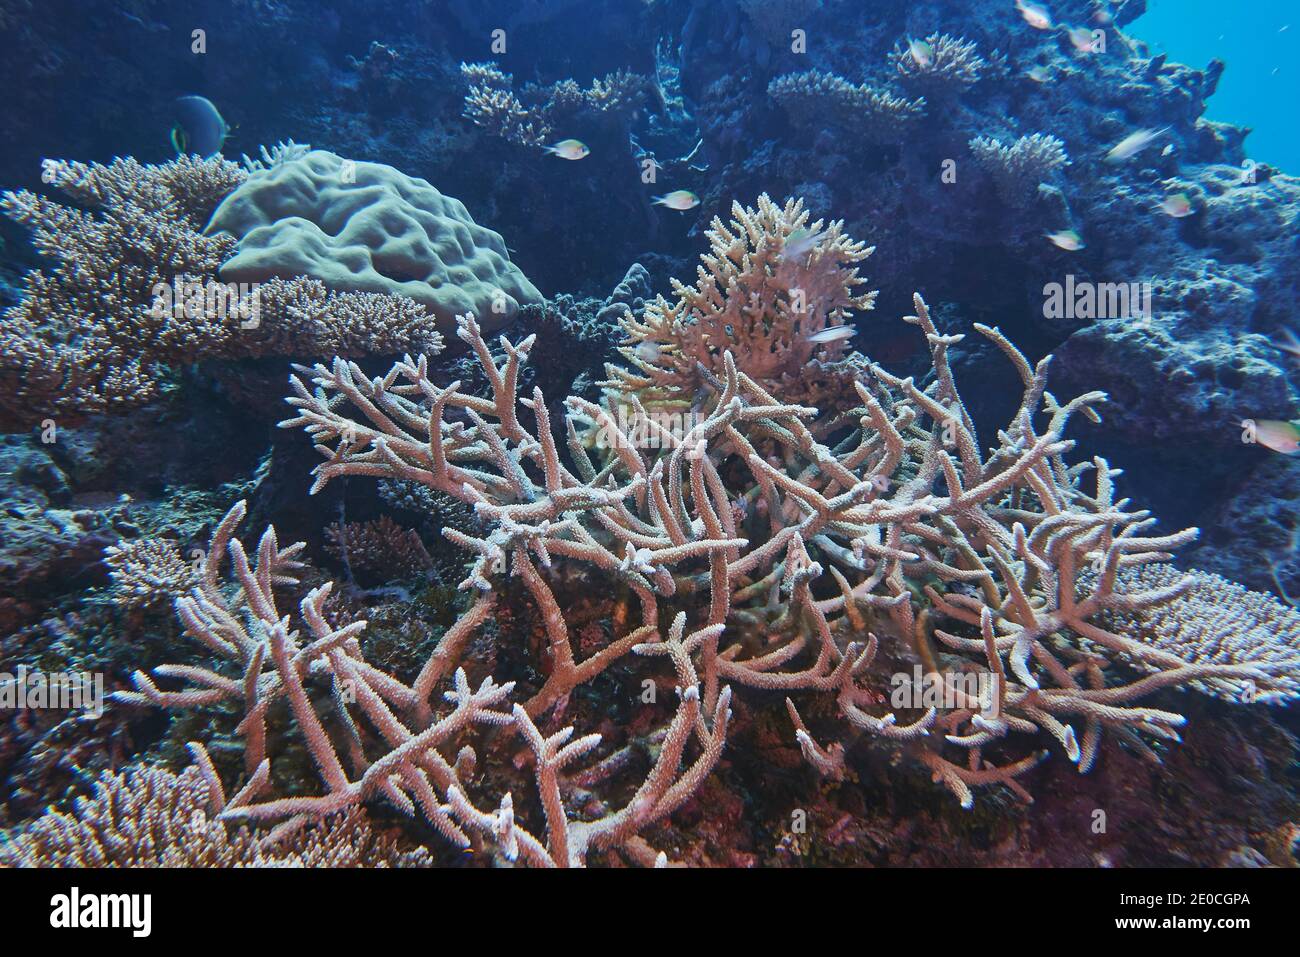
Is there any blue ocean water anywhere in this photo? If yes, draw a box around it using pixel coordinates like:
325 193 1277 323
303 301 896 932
1133 0 1299 171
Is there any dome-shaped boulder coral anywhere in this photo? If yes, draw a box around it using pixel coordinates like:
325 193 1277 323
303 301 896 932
206 149 543 333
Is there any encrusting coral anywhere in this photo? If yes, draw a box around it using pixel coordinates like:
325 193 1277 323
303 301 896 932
207 149 543 332
604 193 877 412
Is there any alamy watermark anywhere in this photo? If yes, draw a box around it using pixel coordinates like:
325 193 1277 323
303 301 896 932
593 404 704 451
890 665 1000 714
150 277 262 329
0 666 104 718
1043 274 1152 321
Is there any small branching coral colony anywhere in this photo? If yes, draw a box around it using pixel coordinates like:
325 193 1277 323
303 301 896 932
6 157 1300 867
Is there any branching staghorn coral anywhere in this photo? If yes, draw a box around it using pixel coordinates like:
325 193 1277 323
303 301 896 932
893 33 986 97
114 497 730 867
264 294 1296 815
769 71 926 144
604 194 877 412
0 155 444 427
969 133 1071 207
1 758 432 867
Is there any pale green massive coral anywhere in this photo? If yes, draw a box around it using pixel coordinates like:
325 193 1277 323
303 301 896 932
207 149 544 333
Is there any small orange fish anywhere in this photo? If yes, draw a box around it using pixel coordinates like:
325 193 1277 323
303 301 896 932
1027 65 1052 83
1158 193 1194 218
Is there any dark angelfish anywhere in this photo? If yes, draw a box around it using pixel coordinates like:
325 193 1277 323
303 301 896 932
171 95 229 158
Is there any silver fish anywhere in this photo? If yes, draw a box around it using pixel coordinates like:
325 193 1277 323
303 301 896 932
807 325 856 345
1105 127 1170 164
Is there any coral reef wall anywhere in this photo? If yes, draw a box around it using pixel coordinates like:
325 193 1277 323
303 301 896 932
0 0 1297 870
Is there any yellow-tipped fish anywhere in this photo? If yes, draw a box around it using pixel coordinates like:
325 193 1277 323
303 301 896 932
652 189 700 210
1158 193 1194 218
544 138 589 160
907 38 935 68
1016 0 1053 30
1105 127 1169 163
1046 229 1085 251
1252 419 1300 455
1027 65 1052 83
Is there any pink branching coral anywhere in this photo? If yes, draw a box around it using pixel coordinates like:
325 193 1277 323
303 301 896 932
115 497 729 866
259 295 1296 816
113 194 1299 860
604 194 877 410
